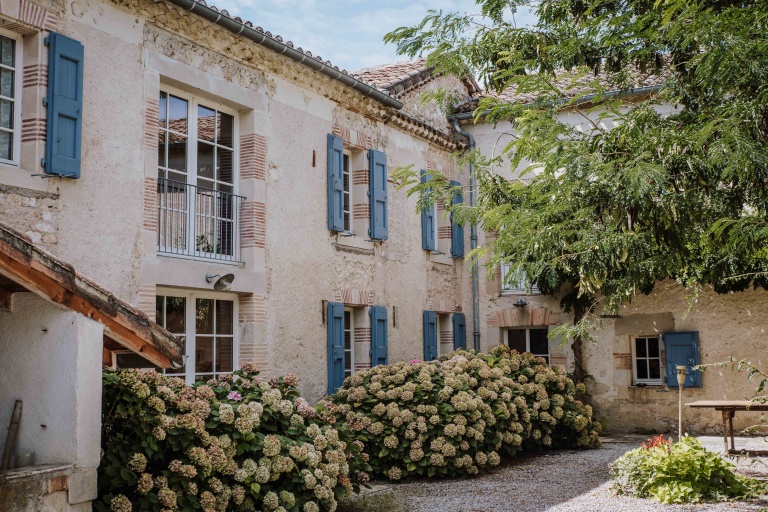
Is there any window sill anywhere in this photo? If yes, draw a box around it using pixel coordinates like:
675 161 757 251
333 233 374 254
501 290 541 296
430 251 453 266
0 165 50 194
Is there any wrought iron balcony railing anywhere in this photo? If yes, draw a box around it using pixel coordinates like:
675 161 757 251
157 178 244 263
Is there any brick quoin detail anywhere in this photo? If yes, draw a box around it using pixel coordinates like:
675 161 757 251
239 294 267 369
613 353 632 370
439 330 453 343
144 97 159 151
352 203 369 220
239 294 266 324
21 118 45 142
143 177 158 231
240 133 267 180
352 169 369 185
437 226 452 240
137 284 156 320
241 201 266 249
20 0 58 31
333 288 375 306
22 64 47 88
353 327 371 343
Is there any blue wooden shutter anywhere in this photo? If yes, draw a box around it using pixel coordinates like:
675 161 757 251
368 150 388 240
45 32 84 178
327 134 344 231
423 310 438 361
327 302 345 394
421 170 435 251
453 313 466 350
370 305 388 367
450 180 464 258
663 331 702 388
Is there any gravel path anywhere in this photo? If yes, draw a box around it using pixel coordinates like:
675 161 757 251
339 438 768 512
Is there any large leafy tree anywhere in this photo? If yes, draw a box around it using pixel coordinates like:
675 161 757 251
386 1 768 383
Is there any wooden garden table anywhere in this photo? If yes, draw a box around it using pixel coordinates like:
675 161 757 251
687 400 768 454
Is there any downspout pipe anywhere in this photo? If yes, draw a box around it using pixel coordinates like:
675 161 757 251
451 84 663 121
451 118 480 352
164 0 404 110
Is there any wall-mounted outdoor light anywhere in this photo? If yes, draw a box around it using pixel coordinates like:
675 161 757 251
205 273 235 291
513 298 528 308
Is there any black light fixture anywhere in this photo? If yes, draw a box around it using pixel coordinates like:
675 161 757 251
513 298 528 308
205 273 235 291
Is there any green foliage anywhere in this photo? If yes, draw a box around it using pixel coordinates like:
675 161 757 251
97 367 367 512
611 436 766 503
386 0 768 334
324 346 600 481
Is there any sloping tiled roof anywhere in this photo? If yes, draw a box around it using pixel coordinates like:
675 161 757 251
353 59 481 98
0 221 183 368
456 67 665 114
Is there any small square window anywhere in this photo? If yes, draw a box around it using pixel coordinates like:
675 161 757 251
632 336 663 385
505 327 549 363
501 263 539 294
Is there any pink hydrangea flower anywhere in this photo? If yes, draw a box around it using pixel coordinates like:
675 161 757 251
227 391 243 401
409 359 422 365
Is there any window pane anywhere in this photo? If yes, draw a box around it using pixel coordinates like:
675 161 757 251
217 148 233 184
648 337 660 358
198 105 215 142
635 338 647 358
529 329 549 355
507 329 526 353
215 338 233 372
157 130 166 168
196 298 214 334
649 359 661 380
218 112 234 148
0 130 11 161
0 99 13 129
168 95 188 134
155 296 165 327
0 68 14 98
167 134 187 173
0 37 14 67
195 336 214 372
167 335 186 374
159 92 167 125
215 300 234 335
637 359 648 380
197 142 215 179
166 296 186 333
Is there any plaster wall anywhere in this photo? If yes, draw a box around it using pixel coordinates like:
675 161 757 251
264 74 466 401
0 293 101 505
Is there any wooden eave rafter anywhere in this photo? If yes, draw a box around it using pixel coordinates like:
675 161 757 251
0 223 182 368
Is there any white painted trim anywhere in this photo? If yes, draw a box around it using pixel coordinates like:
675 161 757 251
631 334 663 386
156 287 239 385
0 28 22 167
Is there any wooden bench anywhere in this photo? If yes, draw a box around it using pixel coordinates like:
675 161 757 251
687 400 768 454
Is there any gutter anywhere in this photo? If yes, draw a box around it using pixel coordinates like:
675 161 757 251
452 84 664 121
451 118 481 352
164 0 404 110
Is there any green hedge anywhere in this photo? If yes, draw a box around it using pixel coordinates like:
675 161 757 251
97 366 366 512
322 346 600 480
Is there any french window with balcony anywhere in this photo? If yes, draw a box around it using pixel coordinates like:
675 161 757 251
156 89 244 262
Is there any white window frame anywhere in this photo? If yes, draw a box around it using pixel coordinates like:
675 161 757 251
157 287 239 385
342 152 351 232
631 335 663 386
0 29 22 166
501 263 539 294
504 327 550 363
344 307 355 378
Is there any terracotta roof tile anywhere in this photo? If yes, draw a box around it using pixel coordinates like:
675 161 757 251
353 59 481 98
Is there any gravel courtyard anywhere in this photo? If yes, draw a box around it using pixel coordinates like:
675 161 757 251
338 437 768 512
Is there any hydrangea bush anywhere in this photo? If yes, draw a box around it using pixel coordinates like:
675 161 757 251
322 346 600 480
97 365 368 512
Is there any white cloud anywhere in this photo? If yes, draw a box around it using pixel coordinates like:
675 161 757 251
209 1 535 71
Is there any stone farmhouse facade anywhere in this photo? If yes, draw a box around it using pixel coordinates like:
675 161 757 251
0 1 766 507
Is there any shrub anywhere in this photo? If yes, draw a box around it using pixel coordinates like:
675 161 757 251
322 346 601 480
611 436 767 503
97 366 366 512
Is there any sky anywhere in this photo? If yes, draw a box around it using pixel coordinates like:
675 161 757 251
209 1 537 72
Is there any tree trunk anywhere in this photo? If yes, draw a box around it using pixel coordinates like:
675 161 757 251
571 305 585 384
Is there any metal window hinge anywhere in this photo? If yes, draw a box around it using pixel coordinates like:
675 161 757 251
44 36 50 46
42 98 48 107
